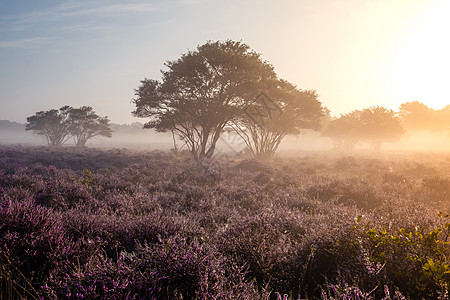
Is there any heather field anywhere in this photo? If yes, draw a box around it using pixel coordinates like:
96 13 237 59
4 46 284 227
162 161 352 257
1 146 450 299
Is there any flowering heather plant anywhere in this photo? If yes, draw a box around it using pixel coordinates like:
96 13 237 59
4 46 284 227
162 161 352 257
117 236 261 300
304 177 383 210
0 199 74 298
41 251 136 299
33 179 93 210
321 283 407 300
218 210 300 295
1 146 450 298
420 175 450 209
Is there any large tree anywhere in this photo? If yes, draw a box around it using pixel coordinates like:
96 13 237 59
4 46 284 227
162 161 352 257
67 106 112 146
26 106 72 146
132 40 276 160
230 80 324 159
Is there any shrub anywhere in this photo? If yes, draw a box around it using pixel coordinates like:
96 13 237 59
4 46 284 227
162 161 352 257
41 252 136 299
0 199 74 298
363 221 450 298
125 236 262 299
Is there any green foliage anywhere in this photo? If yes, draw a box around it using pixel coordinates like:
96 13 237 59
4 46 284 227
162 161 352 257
73 169 95 187
364 221 450 298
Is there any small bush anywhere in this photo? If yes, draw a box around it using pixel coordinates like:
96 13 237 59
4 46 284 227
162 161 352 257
0 199 74 298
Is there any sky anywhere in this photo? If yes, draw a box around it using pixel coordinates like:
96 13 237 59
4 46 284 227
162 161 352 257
1 0 449 124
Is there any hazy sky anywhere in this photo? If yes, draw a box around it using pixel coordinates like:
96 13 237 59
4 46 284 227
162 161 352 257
1 0 449 124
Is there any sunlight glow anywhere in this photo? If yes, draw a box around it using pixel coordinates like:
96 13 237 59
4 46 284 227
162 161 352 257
390 0 450 110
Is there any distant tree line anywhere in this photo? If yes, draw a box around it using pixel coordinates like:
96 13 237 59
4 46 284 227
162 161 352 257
399 101 450 132
26 106 112 147
322 106 405 151
322 102 450 151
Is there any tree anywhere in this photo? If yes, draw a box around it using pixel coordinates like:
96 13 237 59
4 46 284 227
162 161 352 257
435 105 450 133
67 106 112 146
359 106 405 150
322 110 364 151
323 106 405 151
26 106 71 146
399 101 434 131
399 101 450 133
230 80 324 159
26 106 112 147
132 40 276 160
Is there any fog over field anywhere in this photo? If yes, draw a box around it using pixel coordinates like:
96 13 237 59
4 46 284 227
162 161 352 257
2 119 449 155
0 120 173 149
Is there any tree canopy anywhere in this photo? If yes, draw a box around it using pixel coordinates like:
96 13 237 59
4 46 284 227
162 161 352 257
67 106 112 146
230 80 324 159
132 40 324 160
359 106 405 150
26 106 112 147
399 101 450 133
322 110 363 151
26 106 72 146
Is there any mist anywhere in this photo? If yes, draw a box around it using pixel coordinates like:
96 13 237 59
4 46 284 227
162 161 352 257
278 130 450 155
0 120 173 150
2 118 448 156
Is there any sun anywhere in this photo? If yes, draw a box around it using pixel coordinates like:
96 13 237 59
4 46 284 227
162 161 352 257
389 0 450 110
